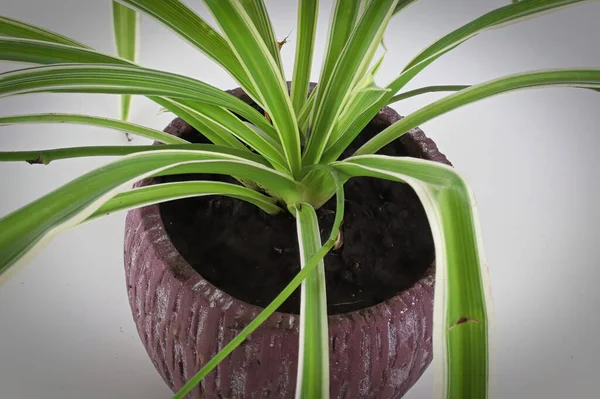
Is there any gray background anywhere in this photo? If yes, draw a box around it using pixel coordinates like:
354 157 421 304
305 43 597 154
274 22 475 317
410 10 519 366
1 0 599 398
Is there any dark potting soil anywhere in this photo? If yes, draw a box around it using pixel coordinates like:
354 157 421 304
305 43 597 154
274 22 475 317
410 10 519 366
159 114 434 315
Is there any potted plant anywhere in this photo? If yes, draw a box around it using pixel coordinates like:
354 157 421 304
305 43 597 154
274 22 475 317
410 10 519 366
0 0 598 398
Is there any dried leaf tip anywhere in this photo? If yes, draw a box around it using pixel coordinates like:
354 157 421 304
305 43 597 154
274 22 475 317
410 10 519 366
277 30 293 50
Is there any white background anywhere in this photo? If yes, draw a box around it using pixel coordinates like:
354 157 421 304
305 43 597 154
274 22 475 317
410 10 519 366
1 0 599 398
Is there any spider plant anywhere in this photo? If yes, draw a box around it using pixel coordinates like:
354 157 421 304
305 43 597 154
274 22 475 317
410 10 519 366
0 0 598 398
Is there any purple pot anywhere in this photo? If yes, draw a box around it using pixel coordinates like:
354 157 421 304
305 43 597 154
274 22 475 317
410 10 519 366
124 87 451 398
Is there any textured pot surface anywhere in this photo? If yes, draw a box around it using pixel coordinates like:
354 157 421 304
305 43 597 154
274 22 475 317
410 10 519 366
124 87 451 398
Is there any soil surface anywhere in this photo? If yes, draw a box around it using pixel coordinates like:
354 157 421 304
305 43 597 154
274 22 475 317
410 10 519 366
159 112 434 315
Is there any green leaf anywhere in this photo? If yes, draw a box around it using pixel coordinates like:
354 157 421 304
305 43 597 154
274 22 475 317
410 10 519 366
204 0 302 177
0 15 87 47
0 22 283 181
0 148 301 284
0 14 264 155
0 36 121 65
0 37 278 145
2 5 251 96
0 144 273 193
321 86 389 163
292 165 344 399
112 1 139 122
333 155 492 399
387 83 598 105
148 98 252 154
294 203 330 399
389 85 471 103
240 0 283 73
0 63 274 146
173 167 344 399
320 54 390 163
160 101 289 172
327 0 597 162
290 0 319 114
298 87 318 134
317 0 362 96
0 63 241 111
357 69 600 155
303 0 399 166
112 3 138 67
0 36 276 155
392 0 419 15
392 0 594 93
0 113 188 144
297 0 361 140
89 181 281 220
116 0 255 95
173 239 332 399
0 144 269 166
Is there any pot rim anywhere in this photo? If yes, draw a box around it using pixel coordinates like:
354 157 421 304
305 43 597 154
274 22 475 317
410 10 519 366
132 192 436 321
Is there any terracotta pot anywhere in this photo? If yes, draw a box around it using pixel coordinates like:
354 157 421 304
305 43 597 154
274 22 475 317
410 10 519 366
124 86 451 398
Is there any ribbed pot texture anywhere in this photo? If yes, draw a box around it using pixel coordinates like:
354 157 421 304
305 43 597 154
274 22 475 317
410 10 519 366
124 86 451 398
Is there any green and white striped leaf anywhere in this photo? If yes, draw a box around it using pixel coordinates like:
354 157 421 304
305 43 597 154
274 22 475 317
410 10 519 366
391 0 596 94
0 140 290 201
321 85 389 163
0 144 269 166
294 203 330 399
333 155 492 399
392 0 419 15
0 63 275 146
153 98 252 153
116 0 255 95
151 99 256 154
161 101 288 171
0 113 188 144
0 37 278 145
320 54 390 163
389 85 471 104
0 15 86 47
0 148 301 284
317 0 361 96
118 150 297 195
298 87 318 137
0 141 266 189
357 69 600 155
0 63 252 116
0 143 274 192
0 24 273 145
405 0 593 74
112 2 138 67
173 166 345 399
295 0 362 140
89 181 281 221
388 83 597 104
326 0 598 161
290 0 319 114
303 0 399 165
0 38 259 152
293 165 343 399
0 37 123 65
0 64 266 156
112 1 139 122
173 233 336 399
240 0 283 73
204 0 302 176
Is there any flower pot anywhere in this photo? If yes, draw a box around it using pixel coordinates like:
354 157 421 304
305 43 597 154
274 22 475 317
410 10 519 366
124 85 451 398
